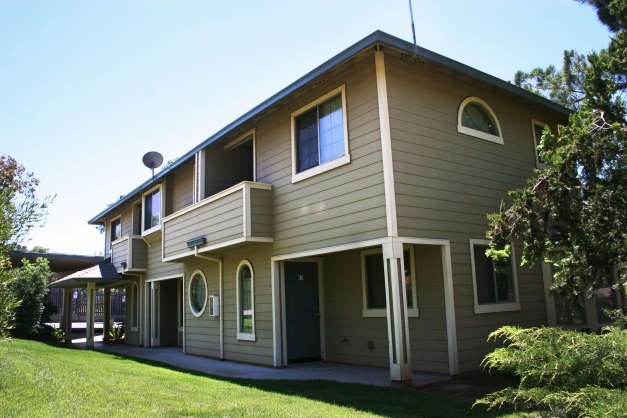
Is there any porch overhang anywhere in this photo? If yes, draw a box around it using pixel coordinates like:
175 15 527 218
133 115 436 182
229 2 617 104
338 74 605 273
49 258 121 289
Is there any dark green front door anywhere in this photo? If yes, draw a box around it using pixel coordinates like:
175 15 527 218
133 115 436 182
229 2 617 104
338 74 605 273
285 262 321 363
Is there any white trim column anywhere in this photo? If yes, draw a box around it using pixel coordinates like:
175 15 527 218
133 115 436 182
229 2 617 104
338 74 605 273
62 288 73 342
382 240 412 383
151 281 160 347
374 50 398 237
85 283 96 348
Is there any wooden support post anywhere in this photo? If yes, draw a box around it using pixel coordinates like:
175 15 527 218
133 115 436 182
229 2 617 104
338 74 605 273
62 288 73 342
85 283 96 348
103 288 112 340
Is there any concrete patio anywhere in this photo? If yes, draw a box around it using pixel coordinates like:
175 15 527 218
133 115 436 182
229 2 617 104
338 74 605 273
77 342 450 387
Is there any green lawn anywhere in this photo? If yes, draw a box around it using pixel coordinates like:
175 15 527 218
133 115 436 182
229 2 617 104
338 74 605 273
0 339 521 417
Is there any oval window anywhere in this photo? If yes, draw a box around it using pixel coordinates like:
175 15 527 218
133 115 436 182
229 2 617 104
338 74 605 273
189 271 207 316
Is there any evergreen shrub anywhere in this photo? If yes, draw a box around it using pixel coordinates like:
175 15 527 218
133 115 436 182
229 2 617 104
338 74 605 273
474 326 627 417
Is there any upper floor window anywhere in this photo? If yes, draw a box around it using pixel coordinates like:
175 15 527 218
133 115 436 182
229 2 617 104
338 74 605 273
469 239 520 314
110 216 122 242
531 119 549 169
143 187 161 233
457 97 503 145
291 85 351 183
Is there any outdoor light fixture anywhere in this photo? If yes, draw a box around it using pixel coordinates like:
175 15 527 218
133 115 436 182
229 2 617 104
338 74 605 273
120 261 127 269
186 237 207 248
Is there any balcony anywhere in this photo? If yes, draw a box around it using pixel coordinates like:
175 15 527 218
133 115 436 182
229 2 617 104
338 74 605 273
111 235 148 273
162 181 273 262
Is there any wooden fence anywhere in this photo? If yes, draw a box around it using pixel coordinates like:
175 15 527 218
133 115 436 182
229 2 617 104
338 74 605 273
46 288 126 318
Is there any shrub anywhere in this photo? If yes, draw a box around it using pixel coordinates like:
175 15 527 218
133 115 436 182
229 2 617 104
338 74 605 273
8 258 52 337
474 326 627 417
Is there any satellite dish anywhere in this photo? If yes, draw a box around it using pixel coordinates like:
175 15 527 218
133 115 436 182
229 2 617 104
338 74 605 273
142 151 163 182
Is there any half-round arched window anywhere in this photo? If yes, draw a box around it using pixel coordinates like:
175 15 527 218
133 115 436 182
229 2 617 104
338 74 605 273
457 97 503 144
189 270 208 317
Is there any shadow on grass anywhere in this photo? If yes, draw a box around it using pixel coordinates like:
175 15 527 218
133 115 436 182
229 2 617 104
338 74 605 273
49 343 509 418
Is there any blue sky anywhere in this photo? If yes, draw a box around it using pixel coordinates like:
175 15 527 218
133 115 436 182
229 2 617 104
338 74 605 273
0 0 611 255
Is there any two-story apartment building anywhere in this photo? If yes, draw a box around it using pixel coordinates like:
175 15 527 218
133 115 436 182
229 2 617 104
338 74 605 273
54 30 605 383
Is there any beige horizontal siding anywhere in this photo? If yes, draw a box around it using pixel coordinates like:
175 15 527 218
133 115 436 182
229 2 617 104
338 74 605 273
250 187 273 237
324 250 389 368
166 163 194 216
111 240 127 271
146 237 183 280
182 244 274 365
131 238 147 269
385 54 559 373
163 190 244 258
255 54 387 255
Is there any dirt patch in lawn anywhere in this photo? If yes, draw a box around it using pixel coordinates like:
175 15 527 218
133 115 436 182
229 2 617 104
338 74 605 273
412 372 519 404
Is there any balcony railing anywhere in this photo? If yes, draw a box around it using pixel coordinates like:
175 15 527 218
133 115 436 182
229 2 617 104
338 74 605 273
111 235 148 273
162 181 273 262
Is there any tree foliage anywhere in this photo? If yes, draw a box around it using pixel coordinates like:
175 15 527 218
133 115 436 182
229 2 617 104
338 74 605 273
0 156 53 341
488 0 627 309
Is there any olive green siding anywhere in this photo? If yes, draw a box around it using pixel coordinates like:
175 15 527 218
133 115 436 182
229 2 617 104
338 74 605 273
255 54 387 255
385 55 563 372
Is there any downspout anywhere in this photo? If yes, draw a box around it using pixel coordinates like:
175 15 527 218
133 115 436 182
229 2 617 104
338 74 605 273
193 246 224 360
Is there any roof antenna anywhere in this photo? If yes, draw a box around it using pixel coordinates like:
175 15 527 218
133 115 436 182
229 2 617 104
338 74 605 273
403 0 418 62
142 151 163 183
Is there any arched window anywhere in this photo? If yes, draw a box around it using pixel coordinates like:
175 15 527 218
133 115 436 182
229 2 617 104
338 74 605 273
131 282 139 331
236 260 255 341
457 97 503 144
189 270 208 317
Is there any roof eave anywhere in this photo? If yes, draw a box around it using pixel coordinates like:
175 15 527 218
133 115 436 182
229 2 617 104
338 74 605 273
88 30 570 223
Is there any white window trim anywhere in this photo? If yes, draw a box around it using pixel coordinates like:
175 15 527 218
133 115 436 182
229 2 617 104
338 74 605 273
132 198 142 236
131 281 139 331
361 246 419 318
109 214 122 245
142 183 163 237
188 269 208 318
531 119 549 169
236 260 256 341
290 84 351 183
457 97 504 145
469 239 521 314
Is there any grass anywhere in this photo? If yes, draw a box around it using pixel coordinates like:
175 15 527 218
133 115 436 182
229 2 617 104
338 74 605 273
0 339 523 417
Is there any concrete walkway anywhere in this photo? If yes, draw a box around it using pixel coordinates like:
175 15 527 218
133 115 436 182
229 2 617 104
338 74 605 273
82 343 449 387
